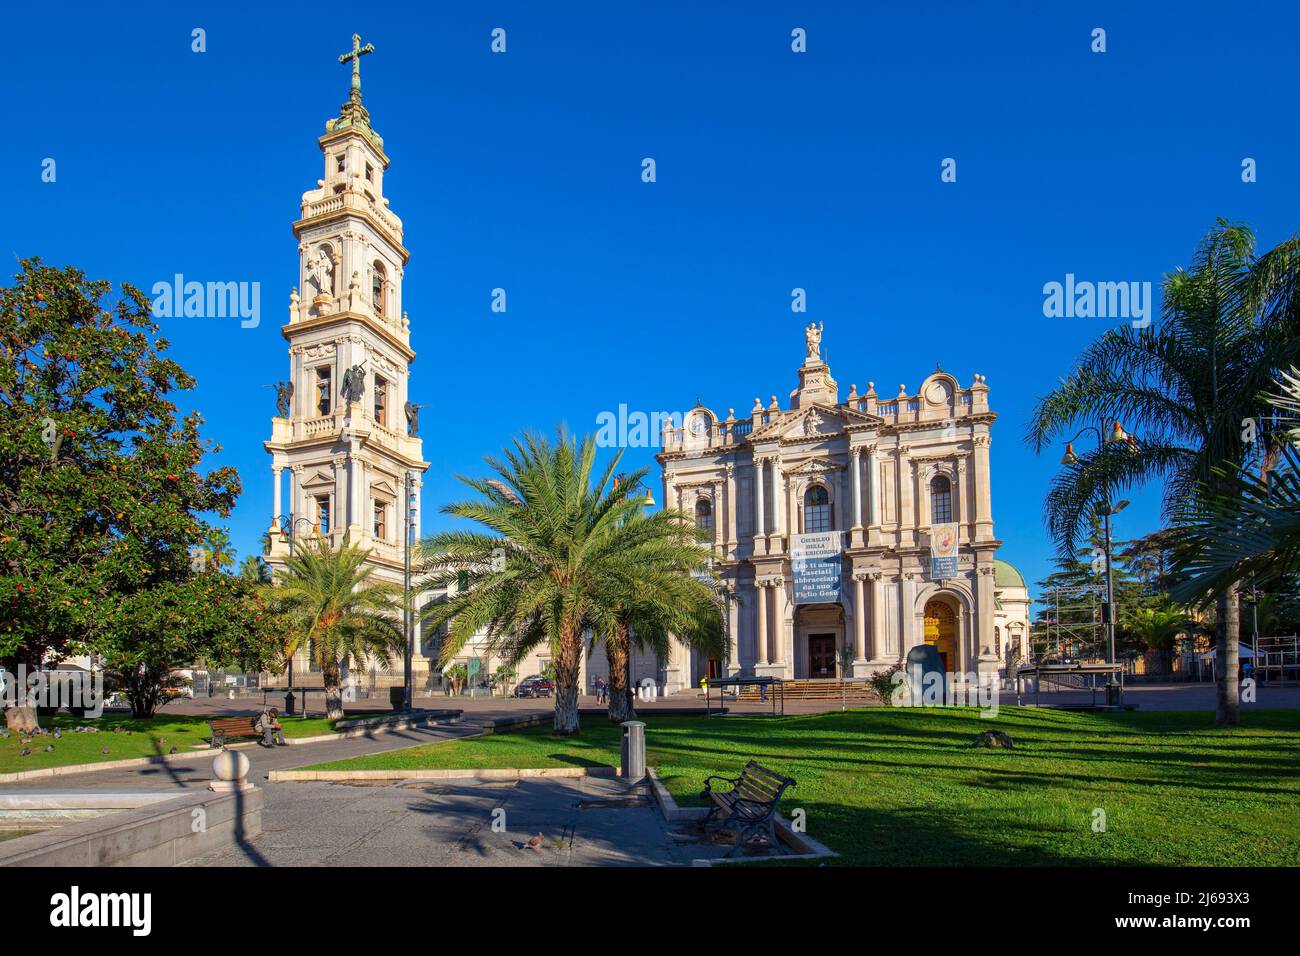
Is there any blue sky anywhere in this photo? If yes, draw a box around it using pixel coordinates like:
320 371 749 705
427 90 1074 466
5 1 1298 599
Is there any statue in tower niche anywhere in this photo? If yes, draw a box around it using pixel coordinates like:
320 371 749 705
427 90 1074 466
340 363 367 405
273 380 294 417
404 400 420 437
805 321 823 362
312 250 335 297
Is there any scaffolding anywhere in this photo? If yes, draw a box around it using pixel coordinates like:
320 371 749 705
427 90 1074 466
1256 636 1300 686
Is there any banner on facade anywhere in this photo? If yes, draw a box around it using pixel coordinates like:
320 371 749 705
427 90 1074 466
792 531 842 605
930 522 959 579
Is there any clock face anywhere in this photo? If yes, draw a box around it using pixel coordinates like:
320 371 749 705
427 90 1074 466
688 413 707 435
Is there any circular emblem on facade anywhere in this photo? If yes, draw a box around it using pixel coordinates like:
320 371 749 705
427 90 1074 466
688 412 708 436
925 381 951 404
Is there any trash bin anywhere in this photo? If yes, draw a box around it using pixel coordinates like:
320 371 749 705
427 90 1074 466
620 720 646 781
284 690 296 716
1105 681 1122 707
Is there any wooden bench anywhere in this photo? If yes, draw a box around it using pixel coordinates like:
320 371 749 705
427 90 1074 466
700 760 797 856
208 716 261 749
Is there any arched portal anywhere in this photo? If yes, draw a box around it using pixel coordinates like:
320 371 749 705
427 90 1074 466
923 600 956 672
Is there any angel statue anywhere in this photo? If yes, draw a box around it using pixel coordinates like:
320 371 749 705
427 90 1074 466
273 380 294 417
404 400 421 437
805 321 823 361
340 364 367 404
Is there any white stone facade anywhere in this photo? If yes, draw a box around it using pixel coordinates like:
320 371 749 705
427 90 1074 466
263 74 432 689
655 325 1020 692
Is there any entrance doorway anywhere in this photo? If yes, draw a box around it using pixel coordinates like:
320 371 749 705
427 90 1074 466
809 634 837 678
923 600 956 671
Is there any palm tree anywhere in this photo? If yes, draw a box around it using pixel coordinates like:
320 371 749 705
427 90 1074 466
1126 606 1190 674
1026 221 1300 725
239 554 272 584
593 538 725 722
263 533 403 719
1169 372 1300 608
418 430 704 736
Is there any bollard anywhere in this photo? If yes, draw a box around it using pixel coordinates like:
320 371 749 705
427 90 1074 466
620 720 646 781
284 690 296 716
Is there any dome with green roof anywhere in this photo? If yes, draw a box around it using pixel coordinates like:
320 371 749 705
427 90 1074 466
994 558 1027 589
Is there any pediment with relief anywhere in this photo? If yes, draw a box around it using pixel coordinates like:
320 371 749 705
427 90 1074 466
751 403 880 443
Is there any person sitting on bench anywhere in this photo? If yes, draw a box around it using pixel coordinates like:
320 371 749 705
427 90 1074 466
255 707 286 747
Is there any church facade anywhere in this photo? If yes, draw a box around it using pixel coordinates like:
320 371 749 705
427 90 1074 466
655 324 1031 692
263 37 435 690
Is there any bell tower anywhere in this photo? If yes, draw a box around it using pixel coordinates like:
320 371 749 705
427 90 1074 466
265 34 430 615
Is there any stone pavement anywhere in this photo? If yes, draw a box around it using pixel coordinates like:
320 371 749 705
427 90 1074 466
0 714 741 866
182 775 733 867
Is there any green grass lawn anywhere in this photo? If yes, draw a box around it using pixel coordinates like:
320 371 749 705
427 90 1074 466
0 710 386 775
305 707 1300 866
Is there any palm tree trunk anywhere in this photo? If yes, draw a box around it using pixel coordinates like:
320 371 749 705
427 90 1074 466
553 624 582 736
605 625 637 723
322 657 344 720
1215 586 1240 726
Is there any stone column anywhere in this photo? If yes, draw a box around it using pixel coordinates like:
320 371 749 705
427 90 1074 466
973 434 994 540
977 564 996 669
898 445 914 548
724 464 737 557
726 584 740 675
754 457 766 551
901 572 918 654
851 449 862 529
770 457 783 552
866 444 880 546
272 465 283 523
956 457 968 543
871 572 886 659
853 573 867 663
772 577 788 668
755 581 769 666
711 480 724 554
289 465 301 525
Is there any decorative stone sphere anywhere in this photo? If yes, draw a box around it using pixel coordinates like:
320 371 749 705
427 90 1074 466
212 749 250 783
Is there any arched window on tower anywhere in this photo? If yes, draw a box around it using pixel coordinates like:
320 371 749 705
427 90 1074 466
930 475 953 524
372 261 387 317
803 485 831 533
694 498 713 535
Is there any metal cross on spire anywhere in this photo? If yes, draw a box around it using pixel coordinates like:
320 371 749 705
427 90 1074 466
338 33 375 105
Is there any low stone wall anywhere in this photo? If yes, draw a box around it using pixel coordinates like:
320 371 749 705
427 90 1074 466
0 791 181 826
0 788 263 867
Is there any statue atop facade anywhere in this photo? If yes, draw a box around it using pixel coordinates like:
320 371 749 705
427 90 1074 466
404 400 420 436
273 380 294 417
340 363 367 404
804 321 823 362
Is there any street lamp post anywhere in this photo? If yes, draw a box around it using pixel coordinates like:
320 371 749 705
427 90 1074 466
271 513 319 714
1060 422 1134 706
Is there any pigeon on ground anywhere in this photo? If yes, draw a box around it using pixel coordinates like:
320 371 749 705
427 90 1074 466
168 747 177 755
20 748 30 756
0 729 9 738
44 744 54 752
101 746 110 755
53 728 62 739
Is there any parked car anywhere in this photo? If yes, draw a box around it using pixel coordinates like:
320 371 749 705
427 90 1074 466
514 675 554 698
